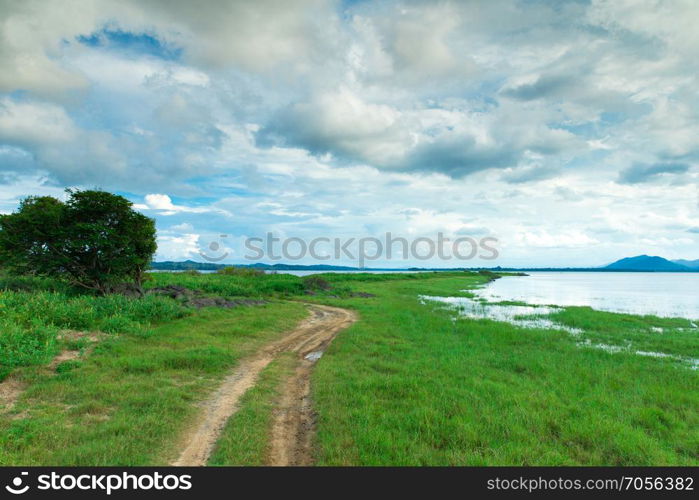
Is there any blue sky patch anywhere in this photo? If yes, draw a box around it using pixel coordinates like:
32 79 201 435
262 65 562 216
77 28 182 61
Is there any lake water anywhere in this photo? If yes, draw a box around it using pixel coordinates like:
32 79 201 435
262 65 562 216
476 272 699 320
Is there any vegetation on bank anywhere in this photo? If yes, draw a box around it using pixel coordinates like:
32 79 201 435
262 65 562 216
308 275 698 465
0 270 361 380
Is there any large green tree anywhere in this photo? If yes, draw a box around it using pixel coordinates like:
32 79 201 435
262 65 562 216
0 190 156 294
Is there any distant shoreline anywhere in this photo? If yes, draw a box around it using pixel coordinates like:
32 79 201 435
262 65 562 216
150 261 699 273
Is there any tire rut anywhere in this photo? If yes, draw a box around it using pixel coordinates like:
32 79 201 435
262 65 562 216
172 304 356 466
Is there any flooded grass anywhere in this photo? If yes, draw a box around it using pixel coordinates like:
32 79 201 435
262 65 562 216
420 295 583 336
420 291 697 371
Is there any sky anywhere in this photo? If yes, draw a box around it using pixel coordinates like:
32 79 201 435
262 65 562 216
0 0 697 268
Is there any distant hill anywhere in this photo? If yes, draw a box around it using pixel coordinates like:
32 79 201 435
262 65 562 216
150 260 359 271
672 259 699 269
605 255 690 271
150 260 227 271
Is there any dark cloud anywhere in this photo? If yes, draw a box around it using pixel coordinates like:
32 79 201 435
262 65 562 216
617 162 690 184
398 137 518 177
0 146 35 172
501 75 575 101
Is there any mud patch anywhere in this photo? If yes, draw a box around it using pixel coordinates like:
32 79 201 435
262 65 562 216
1 330 102 413
267 361 315 466
187 298 268 309
0 377 25 412
148 285 268 309
48 350 81 370
57 330 103 343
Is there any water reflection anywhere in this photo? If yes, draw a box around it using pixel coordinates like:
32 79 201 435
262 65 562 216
419 295 583 335
477 272 699 320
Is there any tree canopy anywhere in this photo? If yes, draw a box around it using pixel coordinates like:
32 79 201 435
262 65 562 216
0 190 156 294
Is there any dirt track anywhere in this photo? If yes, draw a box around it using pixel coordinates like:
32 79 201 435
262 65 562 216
172 304 356 466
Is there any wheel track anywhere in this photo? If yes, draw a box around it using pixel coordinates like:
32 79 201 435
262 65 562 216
172 304 356 466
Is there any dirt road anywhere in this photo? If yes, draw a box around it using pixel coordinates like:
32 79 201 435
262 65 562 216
172 304 356 466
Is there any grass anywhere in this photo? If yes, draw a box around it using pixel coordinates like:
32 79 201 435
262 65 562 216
0 302 306 465
550 307 698 359
1 270 697 465
310 274 699 465
208 353 296 466
0 269 336 379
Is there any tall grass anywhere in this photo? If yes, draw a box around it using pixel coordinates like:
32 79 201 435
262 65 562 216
146 271 305 297
0 287 187 379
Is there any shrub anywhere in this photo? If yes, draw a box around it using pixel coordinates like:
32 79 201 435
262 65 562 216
302 276 333 291
216 267 265 277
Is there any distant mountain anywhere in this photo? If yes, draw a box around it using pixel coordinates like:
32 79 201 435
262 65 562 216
672 259 699 269
605 255 690 271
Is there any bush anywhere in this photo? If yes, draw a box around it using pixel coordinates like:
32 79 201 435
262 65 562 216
302 276 333 291
216 267 265 277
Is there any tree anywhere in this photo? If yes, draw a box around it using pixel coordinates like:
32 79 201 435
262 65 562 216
0 190 156 295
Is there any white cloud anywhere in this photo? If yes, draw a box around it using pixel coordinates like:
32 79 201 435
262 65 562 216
156 233 200 261
0 98 77 145
138 194 231 217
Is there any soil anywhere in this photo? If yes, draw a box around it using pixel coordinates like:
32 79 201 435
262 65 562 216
147 285 269 309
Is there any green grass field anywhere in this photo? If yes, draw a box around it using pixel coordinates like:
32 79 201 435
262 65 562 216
311 275 698 465
1 270 697 465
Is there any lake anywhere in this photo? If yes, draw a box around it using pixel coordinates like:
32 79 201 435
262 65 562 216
476 272 699 320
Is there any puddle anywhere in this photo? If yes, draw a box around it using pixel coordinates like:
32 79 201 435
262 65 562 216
304 351 323 362
576 339 629 353
577 340 699 369
419 295 582 335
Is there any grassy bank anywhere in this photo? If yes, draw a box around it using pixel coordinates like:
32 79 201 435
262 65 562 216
310 275 698 465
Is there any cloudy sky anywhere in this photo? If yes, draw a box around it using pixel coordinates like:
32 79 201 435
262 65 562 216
0 0 697 267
